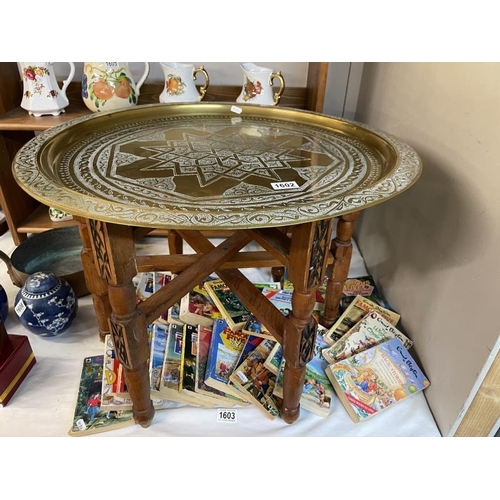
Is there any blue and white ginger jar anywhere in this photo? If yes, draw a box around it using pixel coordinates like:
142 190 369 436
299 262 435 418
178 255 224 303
15 271 78 337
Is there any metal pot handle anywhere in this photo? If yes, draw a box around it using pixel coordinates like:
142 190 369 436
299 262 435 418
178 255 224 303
0 250 24 288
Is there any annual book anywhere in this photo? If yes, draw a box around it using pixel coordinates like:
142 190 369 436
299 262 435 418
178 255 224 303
323 295 401 345
326 337 430 423
149 323 169 392
322 310 413 364
69 355 135 436
340 274 390 310
229 338 280 420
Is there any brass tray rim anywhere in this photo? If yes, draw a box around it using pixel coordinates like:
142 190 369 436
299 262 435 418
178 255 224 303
12 102 423 230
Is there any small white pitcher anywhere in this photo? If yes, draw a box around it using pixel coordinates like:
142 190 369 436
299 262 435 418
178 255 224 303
159 62 210 103
82 62 150 112
236 63 285 106
18 62 75 117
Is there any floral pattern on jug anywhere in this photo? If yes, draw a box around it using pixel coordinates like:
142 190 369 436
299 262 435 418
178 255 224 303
242 77 263 102
165 75 187 96
19 62 75 116
82 62 150 112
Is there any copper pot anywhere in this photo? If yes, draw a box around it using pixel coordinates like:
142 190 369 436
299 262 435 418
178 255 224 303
0 226 88 297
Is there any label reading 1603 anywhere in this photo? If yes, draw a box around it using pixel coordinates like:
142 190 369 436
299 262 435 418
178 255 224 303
217 409 237 423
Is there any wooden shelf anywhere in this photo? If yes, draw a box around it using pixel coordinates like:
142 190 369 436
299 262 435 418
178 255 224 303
16 204 77 234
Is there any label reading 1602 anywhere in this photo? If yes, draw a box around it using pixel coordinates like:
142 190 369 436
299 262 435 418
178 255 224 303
217 409 237 423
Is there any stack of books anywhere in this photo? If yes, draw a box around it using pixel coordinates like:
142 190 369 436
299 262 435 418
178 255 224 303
69 272 431 434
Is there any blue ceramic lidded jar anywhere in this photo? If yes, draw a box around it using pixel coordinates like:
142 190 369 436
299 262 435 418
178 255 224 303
0 283 8 323
15 271 78 337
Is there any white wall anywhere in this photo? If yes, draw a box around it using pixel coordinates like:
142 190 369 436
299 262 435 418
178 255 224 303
353 62 500 435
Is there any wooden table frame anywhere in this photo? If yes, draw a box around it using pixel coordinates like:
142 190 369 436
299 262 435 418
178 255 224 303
75 211 360 426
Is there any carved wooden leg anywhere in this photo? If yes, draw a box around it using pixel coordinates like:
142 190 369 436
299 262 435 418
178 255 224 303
281 219 333 423
89 220 154 428
320 212 360 328
75 217 112 342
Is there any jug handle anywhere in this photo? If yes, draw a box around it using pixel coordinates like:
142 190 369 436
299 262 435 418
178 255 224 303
135 62 150 96
0 250 23 288
60 62 76 96
270 71 286 106
194 66 210 100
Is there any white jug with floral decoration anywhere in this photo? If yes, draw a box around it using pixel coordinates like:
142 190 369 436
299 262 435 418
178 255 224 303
18 62 75 117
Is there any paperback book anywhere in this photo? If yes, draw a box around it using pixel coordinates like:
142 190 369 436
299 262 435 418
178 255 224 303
195 325 245 405
204 318 249 399
229 338 280 420
326 337 430 423
204 279 280 331
150 323 169 392
322 310 413 364
340 275 391 310
178 279 221 327
273 325 334 418
323 295 401 345
153 271 176 324
69 355 135 436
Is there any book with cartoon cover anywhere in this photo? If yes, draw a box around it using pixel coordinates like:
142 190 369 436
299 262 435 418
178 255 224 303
323 295 400 346
195 325 246 405
204 279 280 331
273 326 334 418
69 355 135 436
230 338 280 420
178 278 221 327
326 337 430 423
322 310 413 364
204 318 249 399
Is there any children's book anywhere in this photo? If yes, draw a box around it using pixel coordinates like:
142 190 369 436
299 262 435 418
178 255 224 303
326 337 430 423
204 280 280 331
322 310 413 364
204 318 249 398
241 314 274 340
340 275 390 311
161 323 184 392
195 325 245 406
178 279 221 327
273 326 334 418
153 271 175 324
149 323 169 392
263 341 283 376
69 355 135 436
177 323 219 407
101 335 133 410
156 323 206 406
323 295 400 346
136 272 155 302
229 338 280 420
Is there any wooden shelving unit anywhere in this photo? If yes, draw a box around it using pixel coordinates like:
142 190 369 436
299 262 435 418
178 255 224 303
0 62 329 245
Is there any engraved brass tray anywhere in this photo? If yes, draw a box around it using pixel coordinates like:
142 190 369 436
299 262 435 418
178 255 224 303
13 103 422 230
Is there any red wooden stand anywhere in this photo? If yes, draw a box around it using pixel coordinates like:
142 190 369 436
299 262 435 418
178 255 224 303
0 320 36 407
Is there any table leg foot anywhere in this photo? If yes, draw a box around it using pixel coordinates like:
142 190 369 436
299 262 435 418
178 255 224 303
133 403 155 428
280 405 300 424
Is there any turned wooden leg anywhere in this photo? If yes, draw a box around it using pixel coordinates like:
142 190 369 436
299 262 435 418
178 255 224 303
75 217 112 342
321 212 360 329
89 220 154 428
281 219 333 423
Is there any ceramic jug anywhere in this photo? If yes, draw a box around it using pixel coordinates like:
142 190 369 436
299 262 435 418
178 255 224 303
19 62 75 117
236 63 285 106
82 62 150 112
159 62 210 103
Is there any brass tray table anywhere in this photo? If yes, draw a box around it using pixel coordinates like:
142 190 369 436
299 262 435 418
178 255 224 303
13 103 422 427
